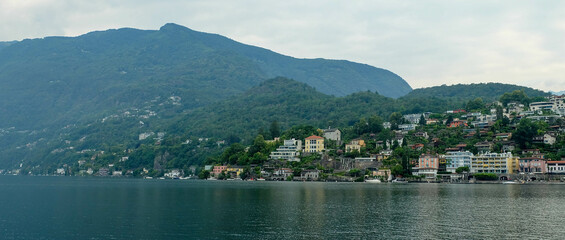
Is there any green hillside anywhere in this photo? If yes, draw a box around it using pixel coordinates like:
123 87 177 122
0 77 555 172
403 83 549 101
0 23 411 131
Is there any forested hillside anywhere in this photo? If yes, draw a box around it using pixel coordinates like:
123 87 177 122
402 83 549 102
4 77 553 173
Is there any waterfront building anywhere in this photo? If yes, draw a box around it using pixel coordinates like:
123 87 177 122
547 161 565 174
413 154 439 178
304 135 324 153
444 151 473 173
212 165 227 177
269 138 302 162
470 152 519 174
519 157 547 174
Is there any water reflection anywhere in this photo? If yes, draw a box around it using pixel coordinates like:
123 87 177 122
2 177 565 239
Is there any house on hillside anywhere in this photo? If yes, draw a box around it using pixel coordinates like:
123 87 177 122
270 138 302 162
494 133 512 141
304 135 324 153
448 120 468 128
414 131 429 139
475 141 494 152
533 134 556 145
323 128 341 144
345 139 366 152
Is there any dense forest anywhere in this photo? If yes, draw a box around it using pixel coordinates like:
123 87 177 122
1 77 556 176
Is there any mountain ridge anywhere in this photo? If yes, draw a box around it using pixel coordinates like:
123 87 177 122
0 23 412 130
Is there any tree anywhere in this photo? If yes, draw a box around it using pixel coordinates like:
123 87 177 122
368 115 384 133
499 90 531 107
389 112 404 130
419 114 426 126
198 170 210 179
248 135 267 156
456 166 470 174
466 97 484 111
514 118 538 148
390 164 404 177
269 121 280 139
446 115 454 126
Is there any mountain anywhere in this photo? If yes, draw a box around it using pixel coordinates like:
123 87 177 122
551 90 565 96
402 83 549 102
0 23 411 130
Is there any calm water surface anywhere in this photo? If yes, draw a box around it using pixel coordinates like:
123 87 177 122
1 176 564 239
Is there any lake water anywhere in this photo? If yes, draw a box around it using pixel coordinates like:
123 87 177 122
1 176 564 239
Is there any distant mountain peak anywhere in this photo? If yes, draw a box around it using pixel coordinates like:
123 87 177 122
159 23 191 32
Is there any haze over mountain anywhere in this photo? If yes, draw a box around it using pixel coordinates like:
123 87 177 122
0 23 411 130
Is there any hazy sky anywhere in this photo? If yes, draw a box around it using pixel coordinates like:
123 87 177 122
1 0 563 92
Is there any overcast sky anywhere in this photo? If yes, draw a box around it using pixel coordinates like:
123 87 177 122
1 0 563 92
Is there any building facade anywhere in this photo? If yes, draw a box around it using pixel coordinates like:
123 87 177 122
470 152 519 174
323 128 341 144
345 139 366 152
519 157 547 174
414 154 439 178
270 138 302 161
304 135 325 153
444 151 473 173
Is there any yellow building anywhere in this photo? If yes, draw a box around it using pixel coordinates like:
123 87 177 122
471 152 519 174
305 135 325 153
226 167 244 177
345 139 366 152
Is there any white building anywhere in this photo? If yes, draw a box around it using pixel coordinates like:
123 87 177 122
530 95 565 115
270 138 302 162
323 128 341 144
444 151 473 173
398 124 417 132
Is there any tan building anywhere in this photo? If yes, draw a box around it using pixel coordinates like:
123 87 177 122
305 135 325 153
345 139 366 152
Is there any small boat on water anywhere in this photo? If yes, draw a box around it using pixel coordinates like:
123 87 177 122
502 181 518 184
365 179 382 183
392 178 408 184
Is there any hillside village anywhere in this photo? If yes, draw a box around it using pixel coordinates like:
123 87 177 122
200 94 565 182
3 92 564 183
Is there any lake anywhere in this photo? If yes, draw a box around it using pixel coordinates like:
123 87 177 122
1 176 564 239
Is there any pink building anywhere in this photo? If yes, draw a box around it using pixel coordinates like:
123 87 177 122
415 154 439 178
212 165 227 176
519 157 546 174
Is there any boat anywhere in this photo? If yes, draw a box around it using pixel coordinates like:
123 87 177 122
392 178 408 184
365 179 382 183
502 181 518 184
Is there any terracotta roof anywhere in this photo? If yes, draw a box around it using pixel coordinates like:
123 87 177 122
547 161 565 164
305 135 324 140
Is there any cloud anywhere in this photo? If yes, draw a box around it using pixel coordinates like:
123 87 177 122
0 0 563 92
